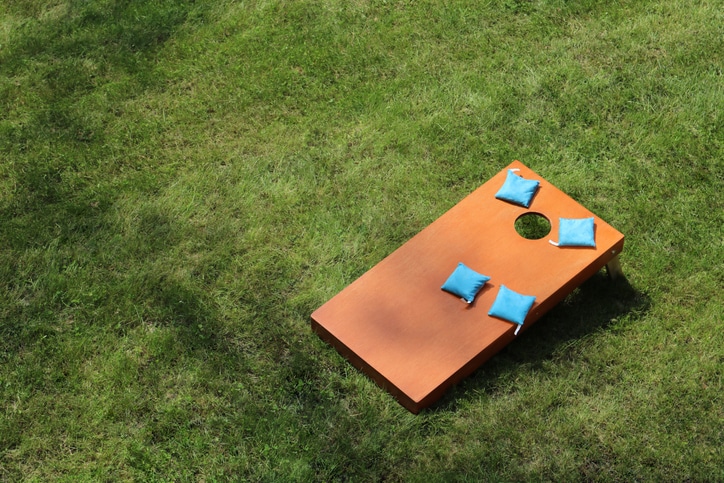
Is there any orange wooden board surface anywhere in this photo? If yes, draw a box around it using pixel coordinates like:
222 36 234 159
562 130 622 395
311 161 624 413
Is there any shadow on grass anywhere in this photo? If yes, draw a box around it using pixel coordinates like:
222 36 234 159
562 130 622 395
0 0 215 354
1 0 205 153
431 272 651 412
1 0 207 230
2 0 197 79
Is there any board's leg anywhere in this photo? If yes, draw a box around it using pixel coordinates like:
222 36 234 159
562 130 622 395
606 254 624 280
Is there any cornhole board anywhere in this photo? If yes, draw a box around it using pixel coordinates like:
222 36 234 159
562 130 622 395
311 161 624 413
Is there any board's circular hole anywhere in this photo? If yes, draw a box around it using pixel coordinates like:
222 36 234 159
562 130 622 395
515 212 551 240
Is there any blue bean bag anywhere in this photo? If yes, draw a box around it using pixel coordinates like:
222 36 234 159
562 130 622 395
488 285 536 334
494 169 540 208
441 263 491 303
550 217 596 247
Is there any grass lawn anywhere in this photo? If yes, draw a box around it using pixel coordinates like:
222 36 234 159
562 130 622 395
1 0 722 480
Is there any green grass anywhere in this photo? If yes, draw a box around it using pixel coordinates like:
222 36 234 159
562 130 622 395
1 0 722 480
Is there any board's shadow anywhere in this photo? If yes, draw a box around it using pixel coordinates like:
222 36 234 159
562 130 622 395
429 271 650 412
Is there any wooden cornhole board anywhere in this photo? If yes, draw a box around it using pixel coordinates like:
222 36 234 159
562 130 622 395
311 161 624 413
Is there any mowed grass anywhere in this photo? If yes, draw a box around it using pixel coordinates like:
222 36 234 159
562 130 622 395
1 0 722 480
